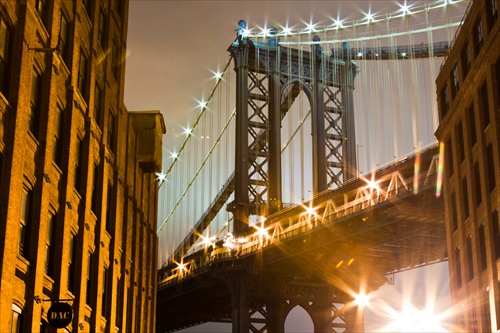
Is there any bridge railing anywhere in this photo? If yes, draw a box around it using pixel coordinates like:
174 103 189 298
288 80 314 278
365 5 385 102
158 146 441 288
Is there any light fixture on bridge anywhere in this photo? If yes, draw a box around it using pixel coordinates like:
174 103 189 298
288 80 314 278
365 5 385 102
170 152 179 160
281 25 293 35
357 52 363 58
198 100 207 109
332 18 343 29
400 51 408 58
213 70 223 81
305 22 317 33
155 172 167 183
399 2 412 16
365 12 375 23
183 126 192 136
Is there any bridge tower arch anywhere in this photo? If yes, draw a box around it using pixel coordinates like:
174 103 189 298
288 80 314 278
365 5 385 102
227 22 359 238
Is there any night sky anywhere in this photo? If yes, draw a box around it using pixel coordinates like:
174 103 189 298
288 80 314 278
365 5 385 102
123 1 464 331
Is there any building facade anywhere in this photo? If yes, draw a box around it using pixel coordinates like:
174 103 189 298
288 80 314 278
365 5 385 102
0 1 164 332
435 0 500 331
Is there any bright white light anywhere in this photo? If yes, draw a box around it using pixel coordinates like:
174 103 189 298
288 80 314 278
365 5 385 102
365 12 374 22
390 303 447 332
198 100 207 109
155 173 167 182
306 22 316 32
357 52 363 58
399 3 412 16
261 27 270 36
355 293 370 307
171 152 178 160
332 18 343 29
184 127 192 136
200 235 215 248
305 205 316 216
401 51 407 58
213 71 223 81
282 25 292 35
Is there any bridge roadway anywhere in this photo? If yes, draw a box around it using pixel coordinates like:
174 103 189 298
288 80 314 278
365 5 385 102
156 143 447 332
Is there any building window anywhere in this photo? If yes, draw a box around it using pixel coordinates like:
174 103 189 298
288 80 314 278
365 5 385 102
98 9 106 48
451 191 458 231
468 103 477 147
446 138 454 176
86 251 93 305
455 247 462 289
67 233 76 293
466 235 474 281
486 144 496 191
108 111 117 154
451 63 459 99
94 83 103 128
30 70 42 137
105 182 114 233
82 0 92 16
91 164 100 214
102 267 109 316
45 213 56 276
493 209 500 260
78 50 89 102
462 177 469 219
58 13 71 66
489 0 498 29
35 0 47 27
52 105 64 167
11 304 22 333
19 188 32 258
474 162 482 206
112 39 121 79
0 16 12 97
457 121 465 162
461 43 470 79
480 81 490 128
440 85 449 118
74 138 84 194
478 223 487 271
474 19 483 54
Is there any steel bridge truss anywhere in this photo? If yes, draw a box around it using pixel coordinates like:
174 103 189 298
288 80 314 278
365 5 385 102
228 31 358 236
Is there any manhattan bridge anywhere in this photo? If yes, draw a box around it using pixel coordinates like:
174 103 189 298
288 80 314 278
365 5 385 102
155 1 469 332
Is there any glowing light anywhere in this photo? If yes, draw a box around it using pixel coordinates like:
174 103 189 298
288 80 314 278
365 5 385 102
200 235 215 248
171 152 178 160
305 22 317 32
414 150 421 194
357 52 363 58
400 51 407 58
184 127 192 136
332 18 343 29
155 172 167 183
282 25 293 35
366 179 380 191
399 3 412 16
436 142 445 197
176 261 187 272
213 70 223 81
354 293 370 307
198 100 207 109
305 205 316 216
389 303 448 332
347 258 355 266
365 12 374 23
261 27 271 36
336 260 344 269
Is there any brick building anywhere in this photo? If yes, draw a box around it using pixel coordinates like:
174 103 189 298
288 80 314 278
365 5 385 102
0 1 164 332
435 0 500 331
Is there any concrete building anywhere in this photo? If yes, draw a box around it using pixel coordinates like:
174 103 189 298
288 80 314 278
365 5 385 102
435 0 500 331
0 1 165 332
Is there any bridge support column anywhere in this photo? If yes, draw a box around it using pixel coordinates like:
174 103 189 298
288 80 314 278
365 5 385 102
311 36 328 194
231 272 250 332
228 31 250 237
268 30 282 213
342 59 358 181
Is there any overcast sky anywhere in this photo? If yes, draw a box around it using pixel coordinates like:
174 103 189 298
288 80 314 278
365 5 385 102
123 1 467 331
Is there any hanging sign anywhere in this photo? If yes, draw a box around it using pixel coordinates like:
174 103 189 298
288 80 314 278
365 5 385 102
47 302 73 328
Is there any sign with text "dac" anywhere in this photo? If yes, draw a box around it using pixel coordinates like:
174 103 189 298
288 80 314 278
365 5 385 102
47 302 73 328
